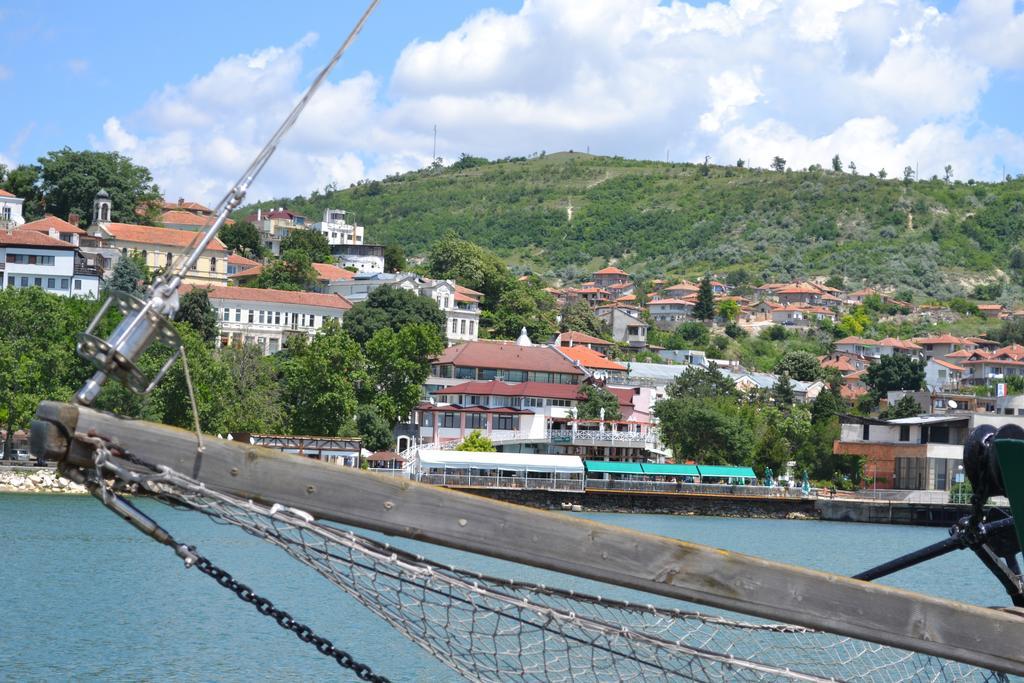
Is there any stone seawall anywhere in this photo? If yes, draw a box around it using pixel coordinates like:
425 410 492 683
0 467 87 494
465 488 820 519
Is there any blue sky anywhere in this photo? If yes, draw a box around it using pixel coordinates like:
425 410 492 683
2 1 1023 203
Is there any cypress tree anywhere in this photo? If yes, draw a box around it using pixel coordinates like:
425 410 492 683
694 276 716 321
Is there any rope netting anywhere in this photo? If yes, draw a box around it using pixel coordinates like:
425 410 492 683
120 464 1005 683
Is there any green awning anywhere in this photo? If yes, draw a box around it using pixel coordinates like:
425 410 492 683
697 465 757 479
585 460 645 475
641 463 700 476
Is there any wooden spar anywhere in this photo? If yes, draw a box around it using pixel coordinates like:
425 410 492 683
32 401 1024 675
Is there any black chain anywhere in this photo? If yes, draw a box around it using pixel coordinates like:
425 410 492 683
193 555 389 682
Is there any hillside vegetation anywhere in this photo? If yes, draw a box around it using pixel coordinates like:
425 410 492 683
240 153 1024 298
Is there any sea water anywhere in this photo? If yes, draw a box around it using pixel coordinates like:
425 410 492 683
0 494 1011 682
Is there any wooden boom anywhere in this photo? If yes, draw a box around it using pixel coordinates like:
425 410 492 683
31 401 1024 675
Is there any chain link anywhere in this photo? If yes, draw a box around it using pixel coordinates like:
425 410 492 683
193 555 389 682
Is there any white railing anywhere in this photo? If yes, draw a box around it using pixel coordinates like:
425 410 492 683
585 479 817 498
546 429 660 446
417 473 585 492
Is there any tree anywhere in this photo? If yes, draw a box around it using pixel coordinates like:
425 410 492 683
576 384 622 421
847 161 857 175
427 230 515 306
343 286 447 346
37 148 161 226
252 249 317 291
903 166 915 182
864 355 925 395
655 397 753 465
559 300 609 338
217 344 286 434
279 230 331 263
773 351 822 381
944 164 953 183
455 430 496 452
878 168 887 180
451 154 489 171
831 154 843 173
488 281 558 341
879 394 921 419
810 387 843 423
693 276 716 321
724 321 747 339
668 321 710 349
280 320 367 435
717 299 740 322
219 221 263 258
736 159 745 168
666 365 738 400
363 323 445 426
772 373 795 405
175 287 218 344
1006 375 1024 395
383 244 406 273
771 156 786 173
356 404 394 452
109 254 145 295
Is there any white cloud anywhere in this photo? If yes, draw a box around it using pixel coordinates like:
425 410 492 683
0 65 11 80
67 59 89 74
92 0 1024 203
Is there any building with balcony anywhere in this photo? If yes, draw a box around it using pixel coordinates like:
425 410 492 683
231 261 355 292
427 340 586 394
0 189 26 229
183 284 352 354
0 229 102 297
596 305 648 348
591 266 630 289
226 253 260 276
90 222 228 286
331 243 385 274
244 207 307 257
648 298 696 328
309 208 364 246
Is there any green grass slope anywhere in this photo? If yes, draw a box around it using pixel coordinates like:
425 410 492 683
241 152 1024 298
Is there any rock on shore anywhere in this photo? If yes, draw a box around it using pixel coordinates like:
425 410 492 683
0 467 87 494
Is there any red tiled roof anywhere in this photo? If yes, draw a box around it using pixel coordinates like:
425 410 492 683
944 349 975 359
557 345 627 372
0 230 74 248
911 334 967 345
977 304 1003 310
993 344 1024 358
648 298 695 306
233 265 261 279
931 359 965 372
774 284 821 294
227 253 260 267
160 210 209 226
877 337 923 350
20 215 86 235
558 331 611 346
180 284 352 310
434 341 585 375
820 356 859 372
664 282 698 292
162 199 211 212
366 450 404 462
834 336 876 345
607 282 632 290
104 223 227 252
312 262 354 281
455 284 484 299
0 189 16 198
593 266 627 275
962 358 1024 367
615 294 637 302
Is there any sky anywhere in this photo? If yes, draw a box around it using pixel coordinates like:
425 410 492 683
1 0 1023 205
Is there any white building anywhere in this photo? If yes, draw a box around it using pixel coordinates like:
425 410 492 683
331 243 385 274
0 189 26 229
245 207 307 257
183 284 353 355
309 208 364 247
0 229 102 297
327 272 481 343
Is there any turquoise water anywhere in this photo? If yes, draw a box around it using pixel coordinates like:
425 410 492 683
0 494 1012 682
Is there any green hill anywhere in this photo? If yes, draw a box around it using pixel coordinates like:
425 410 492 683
241 152 1024 299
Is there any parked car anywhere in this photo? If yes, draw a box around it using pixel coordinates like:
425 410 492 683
12 449 31 461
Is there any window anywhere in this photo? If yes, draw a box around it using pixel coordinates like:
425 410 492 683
862 424 870 440
74 280 82 291
210 257 217 272
222 308 229 321
451 318 457 333
441 412 460 429
1 207 9 220
234 309 241 322
166 252 173 267
20 277 28 287
899 425 910 442
465 413 486 429
141 250 147 262
60 278 69 289
460 319 466 335
34 277 42 287
274 311 280 325
258 310 265 324
550 399 571 407
494 415 519 431
6 276 14 288
47 278 55 289
456 367 476 380
248 309 254 323
469 320 475 335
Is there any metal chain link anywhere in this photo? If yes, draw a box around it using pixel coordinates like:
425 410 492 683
193 555 390 682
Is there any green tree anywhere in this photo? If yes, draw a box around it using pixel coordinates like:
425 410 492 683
219 221 264 258
810 386 843 423
772 372 795 405
383 244 407 273
1005 375 1024 395
773 351 821 381
279 229 332 263
175 287 218 344
667 322 710 349
717 299 740 322
693 277 716 320
217 344 286 433
251 249 317 291
455 430 496 452
655 397 752 464
771 156 786 172
575 384 622 421
356 405 394 452
903 165 915 182
344 286 447 346
0 164 43 220
363 323 445 426
666 365 738 400
108 254 145 295
427 230 515 306
879 394 921 419
836 307 871 337
281 320 367 435
831 154 843 172
878 168 887 180
559 300 609 338
488 281 558 340
37 148 161 226
864 355 925 395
